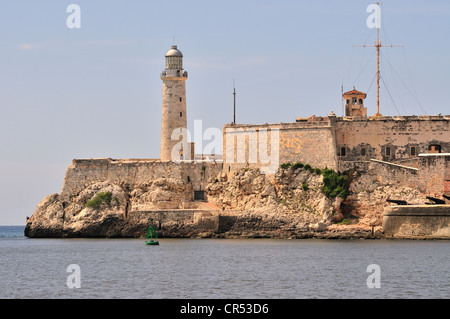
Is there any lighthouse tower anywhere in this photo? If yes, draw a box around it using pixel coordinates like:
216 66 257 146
160 45 189 161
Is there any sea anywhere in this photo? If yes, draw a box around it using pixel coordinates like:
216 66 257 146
0 225 448 300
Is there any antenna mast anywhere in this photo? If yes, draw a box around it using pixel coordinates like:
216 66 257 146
354 2 402 117
233 79 236 124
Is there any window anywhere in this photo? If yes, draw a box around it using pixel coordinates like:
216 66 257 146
166 56 182 69
346 100 350 104
180 97 182 102
359 99 363 105
386 147 391 157
410 147 416 156
180 112 183 117
361 147 366 156
341 147 346 157
194 191 205 201
428 144 441 154
352 97 357 104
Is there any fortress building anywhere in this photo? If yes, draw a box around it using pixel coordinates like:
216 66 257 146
223 104 450 173
157 45 449 194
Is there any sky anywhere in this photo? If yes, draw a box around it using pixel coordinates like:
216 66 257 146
0 0 449 225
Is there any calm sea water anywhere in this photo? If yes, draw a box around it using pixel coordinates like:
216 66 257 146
0 226 448 299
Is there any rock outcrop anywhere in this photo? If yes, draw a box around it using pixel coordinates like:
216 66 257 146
25 163 428 239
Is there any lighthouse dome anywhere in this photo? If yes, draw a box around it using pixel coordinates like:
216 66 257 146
165 45 183 57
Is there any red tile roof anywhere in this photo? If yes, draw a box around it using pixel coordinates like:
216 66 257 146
343 89 367 97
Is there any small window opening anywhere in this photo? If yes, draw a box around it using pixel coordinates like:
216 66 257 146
386 147 391 157
341 147 346 157
361 147 366 156
410 147 416 156
180 112 183 117
179 97 182 102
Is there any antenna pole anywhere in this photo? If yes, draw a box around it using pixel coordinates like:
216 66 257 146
233 79 236 124
376 24 381 116
353 2 402 117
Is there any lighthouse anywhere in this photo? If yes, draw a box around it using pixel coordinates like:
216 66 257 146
160 45 189 161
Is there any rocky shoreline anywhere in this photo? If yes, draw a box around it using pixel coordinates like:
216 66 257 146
189 226 383 240
24 221 383 240
25 164 432 240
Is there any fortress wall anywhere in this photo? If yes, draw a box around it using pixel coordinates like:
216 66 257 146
223 122 337 173
335 116 450 162
60 159 223 202
368 159 419 189
279 126 337 169
417 154 450 195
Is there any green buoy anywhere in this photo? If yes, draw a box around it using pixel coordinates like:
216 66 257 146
145 219 159 246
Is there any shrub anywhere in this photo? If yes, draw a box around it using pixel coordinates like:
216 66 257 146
292 162 304 169
85 192 112 210
304 164 312 171
321 169 349 199
302 183 309 191
280 163 292 169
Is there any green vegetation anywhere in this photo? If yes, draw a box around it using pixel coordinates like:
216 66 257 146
292 162 304 169
280 162 350 199
85 192 113 210
337 218 352 225
302 183 309 191
321 168 349 199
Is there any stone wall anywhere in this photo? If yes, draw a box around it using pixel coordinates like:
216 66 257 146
383 205 450 239
223 121 337 173
417 154 450 195
60 159 223 203
368 159 419 189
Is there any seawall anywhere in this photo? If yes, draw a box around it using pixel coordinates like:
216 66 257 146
383 205 450 239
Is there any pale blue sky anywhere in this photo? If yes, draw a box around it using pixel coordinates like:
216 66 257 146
1 0 449 225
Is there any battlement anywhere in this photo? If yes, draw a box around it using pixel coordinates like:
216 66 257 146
295 114 450 124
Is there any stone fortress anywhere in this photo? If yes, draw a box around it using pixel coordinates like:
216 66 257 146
25 44 450 239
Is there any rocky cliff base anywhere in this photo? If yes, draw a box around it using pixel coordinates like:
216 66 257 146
25 165 428 239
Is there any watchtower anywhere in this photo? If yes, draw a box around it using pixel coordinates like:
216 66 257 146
343 88 367 117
